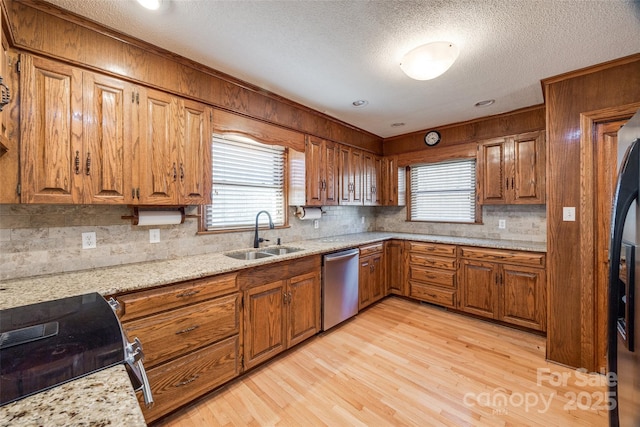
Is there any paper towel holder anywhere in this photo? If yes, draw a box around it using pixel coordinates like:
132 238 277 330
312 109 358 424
122 206 199 226
294 206 326 219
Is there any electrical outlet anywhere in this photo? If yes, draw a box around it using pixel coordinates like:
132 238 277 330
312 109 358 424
82 232 96 249
361 216 365 224
313 219 319 229
563 207 576 221
149 228 160 243
498 219 506 229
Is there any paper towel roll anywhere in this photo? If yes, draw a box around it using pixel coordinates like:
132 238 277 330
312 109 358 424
137 210 183 226
296 206 322 220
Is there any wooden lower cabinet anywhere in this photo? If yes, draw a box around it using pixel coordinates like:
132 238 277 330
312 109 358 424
240 256 321 371
408 242 458 309
385 240 406 295
138 336 240 421
111 272 240 423
359 243 385 310
458 247 546 331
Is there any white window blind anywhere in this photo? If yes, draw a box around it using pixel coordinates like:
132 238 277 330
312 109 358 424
410 159 476 223
205 135 285 230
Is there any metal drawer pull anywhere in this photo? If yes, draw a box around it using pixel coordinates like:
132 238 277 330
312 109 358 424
176 290 200 298
175 325 199 335
175 375 199 387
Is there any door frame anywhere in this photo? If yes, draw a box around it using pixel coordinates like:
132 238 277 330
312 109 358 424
578 101 640 371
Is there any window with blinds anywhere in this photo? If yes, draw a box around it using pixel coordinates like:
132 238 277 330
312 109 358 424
410 159 476 223
204 135 286 230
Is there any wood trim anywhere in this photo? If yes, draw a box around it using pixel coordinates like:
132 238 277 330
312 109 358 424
578 101 640 370
396 142 476 167
542 53 640 86
213 109 305 152
383 104 545 156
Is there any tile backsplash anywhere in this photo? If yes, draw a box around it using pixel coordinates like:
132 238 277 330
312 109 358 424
0 203 546 280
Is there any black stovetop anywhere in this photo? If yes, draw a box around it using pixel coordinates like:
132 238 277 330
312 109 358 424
0 293 125 406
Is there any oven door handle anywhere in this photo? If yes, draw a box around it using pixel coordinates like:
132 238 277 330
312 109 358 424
136 359 154 408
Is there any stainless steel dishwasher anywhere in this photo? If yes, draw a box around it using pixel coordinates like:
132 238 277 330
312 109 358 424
322 248 359 331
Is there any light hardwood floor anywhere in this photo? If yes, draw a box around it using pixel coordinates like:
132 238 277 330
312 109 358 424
155 297 608 426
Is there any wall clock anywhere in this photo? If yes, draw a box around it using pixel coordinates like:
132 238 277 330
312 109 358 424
424 130 441 146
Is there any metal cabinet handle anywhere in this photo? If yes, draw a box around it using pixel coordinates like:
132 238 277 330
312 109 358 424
173 163 177 181
136 188 140 200
75 151 80 174
175 375 199 387
176 290 200 298
180 163 185 181
85 152 91 175
175 325 199 335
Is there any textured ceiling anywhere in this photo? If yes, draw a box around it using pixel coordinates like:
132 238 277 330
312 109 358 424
43 0 640 138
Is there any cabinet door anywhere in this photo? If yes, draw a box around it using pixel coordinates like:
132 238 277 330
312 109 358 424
20 55 83 203
512 132 545 204
287 271 321 348
359 256 372 310
350 148 363 204
500 264 546 331
138 88 178 204
459 259 498 318
83 72 133 204
179 99 212 204
370 252 385 302
339 145 352 204
479 138 508 204
363 152 375 205
305 136 323 206
382 156 398 206
385 240 405 295
323 140 339 205
243 280 287 370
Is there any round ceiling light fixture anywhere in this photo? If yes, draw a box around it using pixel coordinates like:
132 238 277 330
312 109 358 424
136 0 165 11
400 41 459 81
474 99 495 107
352 100 369 108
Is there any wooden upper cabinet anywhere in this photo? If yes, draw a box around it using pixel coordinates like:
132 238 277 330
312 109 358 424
21 55 135 204
20 54 212 205
20 55 83 204
305 136 338 206
478 131 545 205
179 99 212 205
339 145 363 205
382 156 399 206
363 152 382 206
137 88 178 205
83 72 134 204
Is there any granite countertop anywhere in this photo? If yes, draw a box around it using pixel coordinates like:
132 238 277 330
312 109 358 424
0 365 146 427
0 232 545 426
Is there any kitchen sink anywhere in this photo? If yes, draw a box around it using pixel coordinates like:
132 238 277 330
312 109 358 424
259 246 303 256
224 246 303 260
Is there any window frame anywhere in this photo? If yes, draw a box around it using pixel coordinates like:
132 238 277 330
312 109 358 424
199 133 290 234
406 157 481 224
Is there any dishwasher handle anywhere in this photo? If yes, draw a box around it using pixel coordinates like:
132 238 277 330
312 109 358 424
324 248 359 261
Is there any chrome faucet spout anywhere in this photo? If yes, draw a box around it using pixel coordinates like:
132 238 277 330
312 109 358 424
254 210 274 248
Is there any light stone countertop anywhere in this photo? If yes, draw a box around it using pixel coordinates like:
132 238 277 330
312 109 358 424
0 232 545 426
0 365 146 427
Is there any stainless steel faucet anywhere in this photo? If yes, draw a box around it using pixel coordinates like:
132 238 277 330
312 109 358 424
254 210 274 248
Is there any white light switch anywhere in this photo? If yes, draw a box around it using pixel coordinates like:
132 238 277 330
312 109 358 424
563 207 576 221
498 219 506 229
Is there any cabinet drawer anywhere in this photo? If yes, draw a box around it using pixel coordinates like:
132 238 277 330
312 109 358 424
409 254 456 270
408 242 456 257
460 247 545 268
123 293 240 368
409 265 456 289
410 282 456 308
116 272 238 321
360 243 384 257
140 335 240 423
